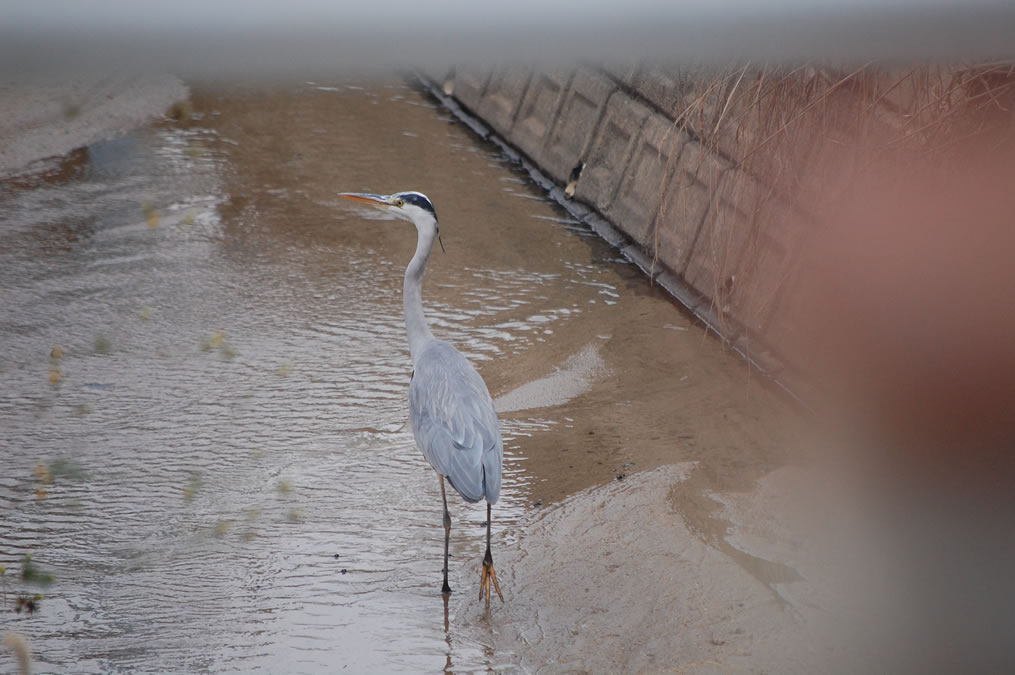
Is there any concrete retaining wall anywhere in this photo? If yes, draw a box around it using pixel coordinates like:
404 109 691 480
418 66 827 385
419 65 981 392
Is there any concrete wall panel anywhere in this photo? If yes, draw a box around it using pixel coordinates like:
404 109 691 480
630 65 690 117
512 70 571 169
601 62 637 87
725 183 808 335
607 113 687 246
575 93 652 214
477 68 531 137
451 69 489 113
541 69 615 181
655 140 727 276
683 168 758 310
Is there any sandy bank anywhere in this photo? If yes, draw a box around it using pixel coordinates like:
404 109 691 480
450 465 830 673
0 75 188 177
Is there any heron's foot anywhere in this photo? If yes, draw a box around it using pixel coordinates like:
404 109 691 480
478 551 504 607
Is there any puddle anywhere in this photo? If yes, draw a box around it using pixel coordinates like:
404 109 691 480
0 81 798 672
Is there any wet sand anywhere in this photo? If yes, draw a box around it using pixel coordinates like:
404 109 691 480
451 465 818 673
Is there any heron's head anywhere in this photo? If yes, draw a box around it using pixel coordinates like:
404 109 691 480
337 190 434 224
338 191 443 251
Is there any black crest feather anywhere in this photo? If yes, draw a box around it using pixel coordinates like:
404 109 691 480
395 191 437 219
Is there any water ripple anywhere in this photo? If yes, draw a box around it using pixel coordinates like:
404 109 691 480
0 83 631 674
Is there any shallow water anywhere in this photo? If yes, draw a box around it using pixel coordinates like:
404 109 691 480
0 82 794 672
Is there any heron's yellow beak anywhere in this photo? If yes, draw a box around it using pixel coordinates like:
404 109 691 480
338 192 391 207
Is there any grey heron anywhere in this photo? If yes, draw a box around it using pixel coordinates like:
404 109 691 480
338 190 505 606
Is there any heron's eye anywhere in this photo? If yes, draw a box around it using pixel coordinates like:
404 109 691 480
395 199 405 207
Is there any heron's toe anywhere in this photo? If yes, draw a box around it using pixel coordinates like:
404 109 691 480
479 559 504 607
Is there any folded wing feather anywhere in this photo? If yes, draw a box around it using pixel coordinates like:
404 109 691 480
408 340 503 504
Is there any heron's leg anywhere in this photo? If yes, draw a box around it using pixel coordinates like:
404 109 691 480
440 475 452 595
479 502 504 606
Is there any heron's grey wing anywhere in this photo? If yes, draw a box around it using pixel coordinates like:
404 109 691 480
409 341 503 504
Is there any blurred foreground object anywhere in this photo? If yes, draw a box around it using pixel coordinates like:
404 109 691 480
3 2 1015 79
3 632 32 675
770 67 1015 673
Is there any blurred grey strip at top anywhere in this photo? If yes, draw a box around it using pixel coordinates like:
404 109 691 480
3 1 1015 79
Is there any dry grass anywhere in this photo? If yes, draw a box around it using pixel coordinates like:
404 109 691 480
651 63 1015 357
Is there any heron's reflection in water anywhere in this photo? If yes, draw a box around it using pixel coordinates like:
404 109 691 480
443 592 453 673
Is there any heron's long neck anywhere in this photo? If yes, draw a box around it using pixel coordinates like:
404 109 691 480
404 221 436 365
